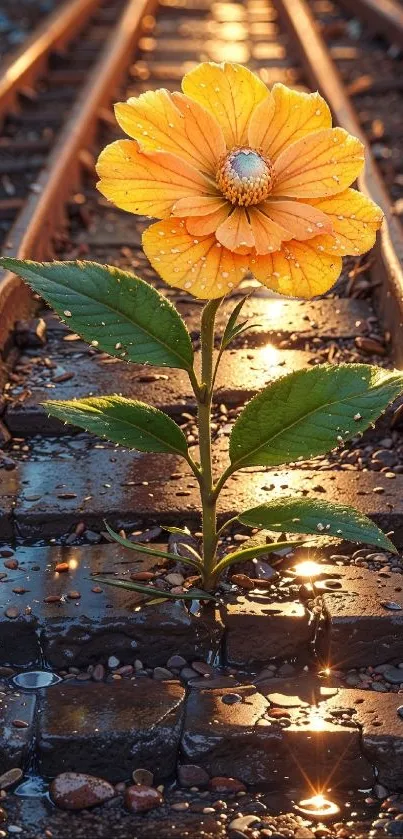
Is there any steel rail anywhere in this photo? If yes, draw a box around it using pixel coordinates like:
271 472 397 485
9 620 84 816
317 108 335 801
0 0 101 123
0 0 156 358
276 0 403 364
338 0 403 50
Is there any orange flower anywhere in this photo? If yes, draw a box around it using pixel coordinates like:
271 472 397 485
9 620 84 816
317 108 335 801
96 62 383 299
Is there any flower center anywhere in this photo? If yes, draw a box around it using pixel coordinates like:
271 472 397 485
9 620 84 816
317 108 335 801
216 147 274 207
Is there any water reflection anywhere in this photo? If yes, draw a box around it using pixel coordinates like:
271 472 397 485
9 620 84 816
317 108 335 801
14 775 49 798
297 793 340 818
12 671 62 690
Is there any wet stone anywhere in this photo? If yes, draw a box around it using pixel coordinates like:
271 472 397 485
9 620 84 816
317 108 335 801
6 450 403 544
50 772 115 810
178 764 210 787
0 545 223 669
221 596 312 666
315 565 403 667
37 680 185 783
0 690 36 771
125 785 163 813
5 345 311 434
181 683 373 789
325 689 403 790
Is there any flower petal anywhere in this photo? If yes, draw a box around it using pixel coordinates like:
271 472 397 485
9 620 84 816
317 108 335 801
273 127 365 198
249 84 331 161
96 140 217 218
142 219 249 299
115 89 226 175
216 207 255 251
306 188 383 255
182 61 268 147
172 196 227 217
252 239 342 297
185 204 231 236
261 199 333 241
248 206 292 255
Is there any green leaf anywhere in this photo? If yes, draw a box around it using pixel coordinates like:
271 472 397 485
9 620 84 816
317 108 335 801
214 539 306 576
45 396 188 456
92 575 216 601
239 497 396 553
0 258 193 370
163 525 191 536
221 296 249 350
229 364 403 469
104 522 202 571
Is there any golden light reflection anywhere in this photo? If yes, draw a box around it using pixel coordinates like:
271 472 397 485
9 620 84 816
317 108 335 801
68 558 79 571
308 707 327 732
294 560 322 578
261 343 281 367
296 794 340 818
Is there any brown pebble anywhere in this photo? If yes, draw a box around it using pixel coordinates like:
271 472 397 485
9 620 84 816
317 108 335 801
55 563 69 573
171 801 189 811
12 719 29 729
355 336 387 356
50 773 115 810
44 595 62 603
92 664 105 682
5 606 19 619
67 591 81 600
230 573 254 590
209 777 247 793
0 768 23 790
4 559 18 570
267 707 291 719
12 587 28 595
116 665 134 677
131 571 155 581
125 785 163 813
132 768 154 786
91 586 103 594
178 765 210 788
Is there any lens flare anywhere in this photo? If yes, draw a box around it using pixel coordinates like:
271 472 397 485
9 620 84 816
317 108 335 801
293 560 322 577
296 793 340 818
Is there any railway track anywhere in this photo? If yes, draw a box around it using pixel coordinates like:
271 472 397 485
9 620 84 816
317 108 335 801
1 0 403 835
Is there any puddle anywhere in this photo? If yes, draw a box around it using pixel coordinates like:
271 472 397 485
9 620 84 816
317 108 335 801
14 775 49 799
12 670 62 690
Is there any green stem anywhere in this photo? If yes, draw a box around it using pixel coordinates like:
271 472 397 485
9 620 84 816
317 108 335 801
198 298 222 589
212 462 235 501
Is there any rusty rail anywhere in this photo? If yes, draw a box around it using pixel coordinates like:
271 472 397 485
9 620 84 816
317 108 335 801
338 0 403 49
0 0 156 356
0 0 101 123
276 0 403 364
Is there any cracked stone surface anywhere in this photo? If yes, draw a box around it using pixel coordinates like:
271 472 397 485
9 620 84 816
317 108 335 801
0 689 36 771
0 546 223 668
221 596 312 666
314 565 403 667
181 683 374 789
37 679 185 782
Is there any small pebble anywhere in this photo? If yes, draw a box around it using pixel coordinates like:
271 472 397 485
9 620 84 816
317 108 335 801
132 768 154 787
381 601 402 611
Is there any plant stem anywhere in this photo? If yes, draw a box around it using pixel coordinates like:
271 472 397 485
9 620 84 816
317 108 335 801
198 298 222 589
